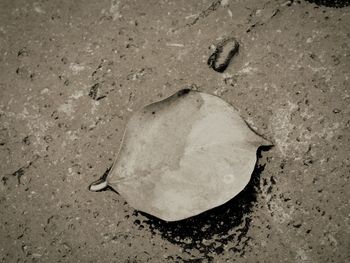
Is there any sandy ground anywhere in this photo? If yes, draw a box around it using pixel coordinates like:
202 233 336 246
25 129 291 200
0 0 349 262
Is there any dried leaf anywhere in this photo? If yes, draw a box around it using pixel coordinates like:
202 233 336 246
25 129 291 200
90 89 271 221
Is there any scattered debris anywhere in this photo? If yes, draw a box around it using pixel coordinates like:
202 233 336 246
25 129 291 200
88 83 106 101
126 68 153 81
11 155 40 184
12 168 25 184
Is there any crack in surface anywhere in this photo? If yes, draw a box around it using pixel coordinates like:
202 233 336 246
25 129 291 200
246 8 280 33
187 0 223 27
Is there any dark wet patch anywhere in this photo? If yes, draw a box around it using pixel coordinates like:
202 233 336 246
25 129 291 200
305 0 350 7
133 146 272 258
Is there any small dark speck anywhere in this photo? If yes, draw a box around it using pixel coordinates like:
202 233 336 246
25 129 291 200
309 53 316 59
266 186 273 194
263 178 268 186
270 176 277 185
96 95 106 101
17 48 29 57
293 223 302 228
1 176 8 185
23 136 30 145
283 197 291 202
152 111 155 115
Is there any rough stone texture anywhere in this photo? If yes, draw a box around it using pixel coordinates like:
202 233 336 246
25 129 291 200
0 0 349 262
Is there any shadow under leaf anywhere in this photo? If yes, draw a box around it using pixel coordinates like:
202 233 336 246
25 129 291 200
133 145 272 257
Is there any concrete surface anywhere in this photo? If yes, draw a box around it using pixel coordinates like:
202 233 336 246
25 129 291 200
0 0 349 262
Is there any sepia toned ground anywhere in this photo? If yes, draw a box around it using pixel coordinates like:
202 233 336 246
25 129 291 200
0 0 349 262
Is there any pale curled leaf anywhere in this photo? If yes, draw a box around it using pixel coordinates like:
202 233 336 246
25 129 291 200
97 89 271 221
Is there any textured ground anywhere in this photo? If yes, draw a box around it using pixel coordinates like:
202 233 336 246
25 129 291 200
0 0 349 262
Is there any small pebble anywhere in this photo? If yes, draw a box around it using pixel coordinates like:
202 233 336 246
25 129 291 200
208 37 239 73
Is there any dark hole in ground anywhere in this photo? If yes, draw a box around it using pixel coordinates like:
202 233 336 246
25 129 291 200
133 146 272 257
305 0 350 7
